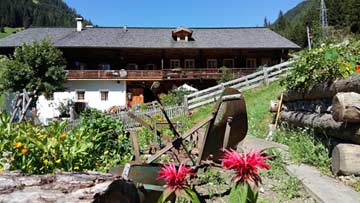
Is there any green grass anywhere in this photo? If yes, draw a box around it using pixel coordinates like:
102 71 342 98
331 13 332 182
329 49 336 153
190 82 284 138
0 27 21 39
273 126 331 173
242 82 284 138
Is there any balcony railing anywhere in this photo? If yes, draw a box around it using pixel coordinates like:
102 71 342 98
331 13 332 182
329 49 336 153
66 68 257 80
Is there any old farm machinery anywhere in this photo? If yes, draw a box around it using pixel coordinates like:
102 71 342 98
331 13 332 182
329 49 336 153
110 82 248 202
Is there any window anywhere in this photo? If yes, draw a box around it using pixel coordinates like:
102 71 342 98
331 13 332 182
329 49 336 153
100 91 109 101
170 59 181 69
246 58 257 68
261 58 271 66
207 59 218 69
127 63 138 70
76 90 85 101
146 64 156 70
184 59 195 69
99 63 111 70
223 59 234 68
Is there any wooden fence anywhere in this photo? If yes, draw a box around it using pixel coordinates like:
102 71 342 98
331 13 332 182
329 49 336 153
64 104 186 131
184 61 294 110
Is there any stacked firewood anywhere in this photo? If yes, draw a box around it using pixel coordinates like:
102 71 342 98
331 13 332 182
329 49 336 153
270 74 360 176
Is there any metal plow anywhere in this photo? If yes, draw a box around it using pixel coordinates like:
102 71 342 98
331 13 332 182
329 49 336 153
110 83 248 202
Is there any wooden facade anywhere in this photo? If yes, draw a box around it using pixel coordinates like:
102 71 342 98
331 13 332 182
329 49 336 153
63 47 288 81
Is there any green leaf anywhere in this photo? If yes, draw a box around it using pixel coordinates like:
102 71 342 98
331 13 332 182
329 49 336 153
229 183 248 203
157 188 174 203
183 187 201 203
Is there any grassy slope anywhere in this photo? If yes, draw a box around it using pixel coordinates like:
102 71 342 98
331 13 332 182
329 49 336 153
0 27 18 39
190 82 284 138
242 82 284 138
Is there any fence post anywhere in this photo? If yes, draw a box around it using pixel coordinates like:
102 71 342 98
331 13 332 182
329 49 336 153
263 65 269 86
184 95 188 111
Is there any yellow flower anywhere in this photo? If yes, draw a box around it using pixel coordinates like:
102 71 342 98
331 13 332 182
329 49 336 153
43 159 49 165
60 132 66 139
55 159 61 164
345 63 351 71
21 148 29 155
13 142 23 149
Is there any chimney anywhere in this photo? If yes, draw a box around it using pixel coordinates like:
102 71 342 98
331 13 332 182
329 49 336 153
123 25 127 32
76 18 83 32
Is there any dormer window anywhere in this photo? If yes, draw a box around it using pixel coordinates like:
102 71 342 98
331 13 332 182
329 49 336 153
172 27 193 42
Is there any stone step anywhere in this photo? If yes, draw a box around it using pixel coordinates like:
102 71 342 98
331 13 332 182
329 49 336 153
286 164 360 203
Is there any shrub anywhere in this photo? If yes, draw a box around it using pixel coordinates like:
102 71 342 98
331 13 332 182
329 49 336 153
217 66 234 84
0 110 133 174
160 88 191 106
281 40 360 91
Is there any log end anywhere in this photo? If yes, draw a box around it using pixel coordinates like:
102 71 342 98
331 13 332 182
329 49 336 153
331 144 360 176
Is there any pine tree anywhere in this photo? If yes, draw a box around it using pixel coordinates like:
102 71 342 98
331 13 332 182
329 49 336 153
264 17 269 27
276 11 287 31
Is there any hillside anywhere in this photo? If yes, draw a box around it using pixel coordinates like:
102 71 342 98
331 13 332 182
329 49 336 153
271 0 360 48
0 0 91 29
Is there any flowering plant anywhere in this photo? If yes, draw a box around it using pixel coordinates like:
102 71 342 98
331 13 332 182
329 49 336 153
157 163 200 203
221 149 271 203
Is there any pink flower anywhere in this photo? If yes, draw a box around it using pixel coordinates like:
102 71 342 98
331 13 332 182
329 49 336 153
157 163 195 194
221 149 271 186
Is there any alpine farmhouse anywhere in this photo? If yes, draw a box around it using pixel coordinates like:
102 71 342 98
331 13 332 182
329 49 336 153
0 18 299 122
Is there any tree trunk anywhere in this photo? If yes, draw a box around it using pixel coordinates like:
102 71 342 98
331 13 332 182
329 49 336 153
280 111 360 144
331 144 360 176
0 171 140 203
283 99 331 113
332 92 360 123
280 74 360 102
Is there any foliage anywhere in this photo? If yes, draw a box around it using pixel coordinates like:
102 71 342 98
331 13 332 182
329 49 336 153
0 0 91 28
281 40 360 91
0 39 67 96
160 88 191 106
196 168 226 185
0 27 21 39
217 66 235 84
56 99 73 117
275 177 302 199
0 110 132 174
229 183 258 203
271 0 360 47
273 126 331 173
243 82 284 138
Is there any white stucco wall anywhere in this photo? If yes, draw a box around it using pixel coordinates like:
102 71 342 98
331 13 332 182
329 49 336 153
37 80 126 124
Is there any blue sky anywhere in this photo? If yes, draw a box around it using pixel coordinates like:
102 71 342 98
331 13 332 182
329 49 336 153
64 0 304 27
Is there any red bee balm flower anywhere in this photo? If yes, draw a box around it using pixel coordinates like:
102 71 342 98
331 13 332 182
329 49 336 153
221 149 271 186
157 164 195 194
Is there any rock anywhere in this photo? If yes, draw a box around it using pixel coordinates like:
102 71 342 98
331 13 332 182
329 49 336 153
0 171 140 203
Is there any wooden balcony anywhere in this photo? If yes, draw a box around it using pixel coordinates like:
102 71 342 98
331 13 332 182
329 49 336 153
66 68 257 80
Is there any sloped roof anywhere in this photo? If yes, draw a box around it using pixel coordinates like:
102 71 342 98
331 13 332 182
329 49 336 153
0 27 300 49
